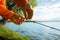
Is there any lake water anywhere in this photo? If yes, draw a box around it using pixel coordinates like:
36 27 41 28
5 22 60 40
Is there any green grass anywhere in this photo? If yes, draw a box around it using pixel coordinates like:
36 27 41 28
0 25 29 40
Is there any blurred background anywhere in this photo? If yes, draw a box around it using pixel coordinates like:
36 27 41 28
1 0 60 40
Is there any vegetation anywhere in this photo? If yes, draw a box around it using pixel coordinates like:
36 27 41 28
28 0 37 8
0 25 29 40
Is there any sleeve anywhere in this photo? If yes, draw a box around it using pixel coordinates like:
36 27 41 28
14 0 28 7
0 5 15 19
0 0 6 7
0 0 15 19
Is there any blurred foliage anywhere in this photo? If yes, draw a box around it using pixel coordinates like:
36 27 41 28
6 0 37 14
0 25 29 40
28 0 37 8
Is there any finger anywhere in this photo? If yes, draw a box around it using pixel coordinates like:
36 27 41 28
19 17 25 24
12 14 25 25
15 18 24 25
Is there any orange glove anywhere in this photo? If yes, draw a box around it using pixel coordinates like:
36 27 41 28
21 3 33 19
14 0 33 20
11 14 25 25
0 5 25 25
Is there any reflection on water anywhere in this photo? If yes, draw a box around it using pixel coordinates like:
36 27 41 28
5 22 60 40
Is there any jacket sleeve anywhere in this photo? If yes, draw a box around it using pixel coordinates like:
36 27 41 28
0 0 15 19
0 5 15 19
14 0 28 7
0 0 6 6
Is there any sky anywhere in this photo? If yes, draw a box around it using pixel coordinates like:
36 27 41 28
32 0 60 21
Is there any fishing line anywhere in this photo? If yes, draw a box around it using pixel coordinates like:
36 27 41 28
25 21 60 31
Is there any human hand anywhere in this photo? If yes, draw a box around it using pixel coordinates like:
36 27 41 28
21 3 33 20
2 13 25 25
11 14 25 25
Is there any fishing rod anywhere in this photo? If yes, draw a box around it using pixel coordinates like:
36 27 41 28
25 21 60 31
25 21 60 22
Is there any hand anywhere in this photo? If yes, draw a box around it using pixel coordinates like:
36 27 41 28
0 5 25 25
11 14 25 25
21 3 33 20
2 13 25 25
